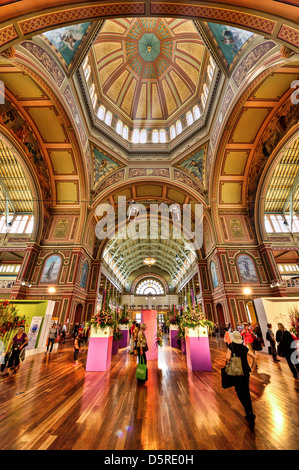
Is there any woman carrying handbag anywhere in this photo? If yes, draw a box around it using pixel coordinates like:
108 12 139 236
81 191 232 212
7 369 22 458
136 323 148 383
224 330 257 427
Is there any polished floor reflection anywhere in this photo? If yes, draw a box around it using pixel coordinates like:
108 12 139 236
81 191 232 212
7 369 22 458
0 336 298 450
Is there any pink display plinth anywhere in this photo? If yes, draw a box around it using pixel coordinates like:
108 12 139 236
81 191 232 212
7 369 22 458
170 329 180 349
141 309 158 360
119 329 129 349
185 334 212 371
86 336 113 371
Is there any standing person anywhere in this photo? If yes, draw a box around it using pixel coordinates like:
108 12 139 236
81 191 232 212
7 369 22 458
240 323 255 353
276 323 299 379
253 324 265 350
266 323 280 362
133 322 139 356
61 323 67 343
214 323 221 343
129 321 136 354
56 323 61 344
5 327 28 374
73 323 79 339
73 330 84 366
224 327 231 348
237 322 244 333
137 323 148 383
45 323 57 355
82 324 90 345
226 330 257 427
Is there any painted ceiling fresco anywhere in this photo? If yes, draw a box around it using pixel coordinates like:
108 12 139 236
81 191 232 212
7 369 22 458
206 23 255 68
176 146 205 182
42 22 91 68
92 17 206 124
93 146 121 184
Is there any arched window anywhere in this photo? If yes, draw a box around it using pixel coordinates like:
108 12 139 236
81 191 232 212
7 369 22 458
135 278 165 295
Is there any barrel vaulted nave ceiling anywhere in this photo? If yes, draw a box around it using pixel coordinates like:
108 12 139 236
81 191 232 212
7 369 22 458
0 5 298 286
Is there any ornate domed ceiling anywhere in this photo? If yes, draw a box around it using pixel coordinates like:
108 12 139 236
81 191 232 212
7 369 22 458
92 18 206 125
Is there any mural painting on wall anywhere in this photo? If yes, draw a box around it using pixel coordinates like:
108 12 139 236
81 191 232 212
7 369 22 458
177 146 205 182
40 255 62 284
237 255 258 283
206 23 254 68
211 261 219 288
42 22 91 67
80 261 89 289
94 147 120 183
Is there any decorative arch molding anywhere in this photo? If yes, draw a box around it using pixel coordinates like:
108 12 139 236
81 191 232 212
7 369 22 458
0 130 44 244
209 60 299 244
254 125 299 244
0 55 90 244
0 1 298 53
84 176 213 260
131 273 169 295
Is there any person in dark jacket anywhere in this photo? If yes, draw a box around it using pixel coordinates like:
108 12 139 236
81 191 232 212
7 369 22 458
226 330 257 427
276 323 299 379
266 323 280 362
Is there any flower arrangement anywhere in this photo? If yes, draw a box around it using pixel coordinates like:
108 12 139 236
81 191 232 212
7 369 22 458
176 325 185 340
113 325 123 341
88 310 115 330
181 305 214 332
0 300 27 338
169 315 180 325
118 304 130 324
157 329 163 346
289 307 299 339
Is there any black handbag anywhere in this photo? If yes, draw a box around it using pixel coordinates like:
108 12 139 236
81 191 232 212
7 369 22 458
221 367 236 389
253 337 262 351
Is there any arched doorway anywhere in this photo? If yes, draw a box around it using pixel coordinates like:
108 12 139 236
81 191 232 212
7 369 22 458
73 303 83 326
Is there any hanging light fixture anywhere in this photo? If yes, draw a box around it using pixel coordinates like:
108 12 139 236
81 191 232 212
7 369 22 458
143 257 156 266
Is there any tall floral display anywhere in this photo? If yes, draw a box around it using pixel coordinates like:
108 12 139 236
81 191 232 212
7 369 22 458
88 289 114 331
0 300 26 343
289 307 299 339
86 289 115 371
182 292 213 371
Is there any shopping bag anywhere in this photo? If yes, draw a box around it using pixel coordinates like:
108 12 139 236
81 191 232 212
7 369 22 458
135 357 147 381
221 367 236 389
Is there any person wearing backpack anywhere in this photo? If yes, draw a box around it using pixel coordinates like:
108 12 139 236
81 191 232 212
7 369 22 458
226 330 257 427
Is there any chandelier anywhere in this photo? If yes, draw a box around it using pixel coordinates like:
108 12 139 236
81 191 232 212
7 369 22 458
143 257 156 266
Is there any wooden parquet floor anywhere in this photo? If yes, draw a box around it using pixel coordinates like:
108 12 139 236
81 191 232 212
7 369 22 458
0 336 298 450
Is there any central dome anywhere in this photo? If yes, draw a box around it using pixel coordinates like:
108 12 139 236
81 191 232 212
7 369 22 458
91 18 207 124
138 33 160 62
